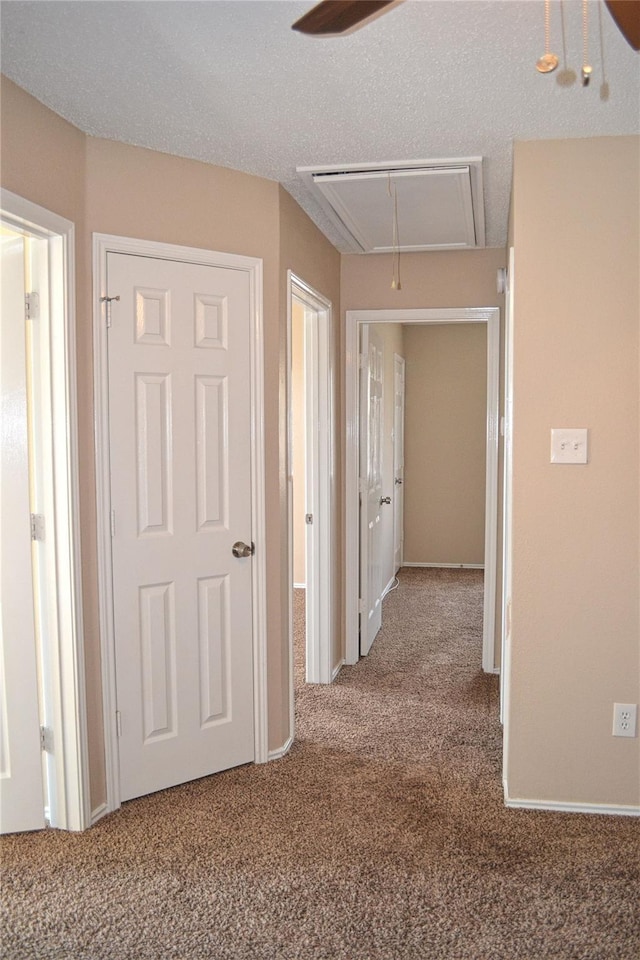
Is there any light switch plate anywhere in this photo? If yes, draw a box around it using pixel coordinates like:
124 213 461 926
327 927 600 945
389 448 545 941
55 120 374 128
550 428 588 464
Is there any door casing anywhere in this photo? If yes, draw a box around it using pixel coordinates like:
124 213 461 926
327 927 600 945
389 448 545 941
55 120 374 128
286 273 335 708
93 233 268 818
345 308 500 673
0 189 88 831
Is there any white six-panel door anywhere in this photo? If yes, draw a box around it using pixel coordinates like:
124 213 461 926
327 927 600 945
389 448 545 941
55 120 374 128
106 251 255 802
359 325 385 656
0 234 46 833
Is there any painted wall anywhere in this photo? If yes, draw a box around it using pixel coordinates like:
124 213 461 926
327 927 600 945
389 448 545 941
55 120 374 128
507 136 639 808
403 324 487 565
341 248 506 668
1 76 341 809
292 299 306 586
0 77 106 804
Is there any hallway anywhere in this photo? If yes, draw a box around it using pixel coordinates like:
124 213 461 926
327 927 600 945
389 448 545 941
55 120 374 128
1 570 637 960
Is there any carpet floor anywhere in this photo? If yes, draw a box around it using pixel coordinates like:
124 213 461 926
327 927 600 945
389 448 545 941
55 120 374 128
1 568 638 959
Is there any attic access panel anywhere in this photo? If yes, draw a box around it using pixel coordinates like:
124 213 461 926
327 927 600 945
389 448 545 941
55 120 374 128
298 159 485 254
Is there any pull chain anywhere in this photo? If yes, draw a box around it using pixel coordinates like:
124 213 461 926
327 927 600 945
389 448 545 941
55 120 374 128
582 0 592 86
536 0 559 73
388 174 402 291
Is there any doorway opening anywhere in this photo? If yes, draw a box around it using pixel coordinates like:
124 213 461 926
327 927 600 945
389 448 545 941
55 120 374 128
0 190 87 834
345 308 500 677
286 274 336 746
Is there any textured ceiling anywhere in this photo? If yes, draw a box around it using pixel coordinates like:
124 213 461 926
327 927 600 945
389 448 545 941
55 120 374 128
1 0 638 251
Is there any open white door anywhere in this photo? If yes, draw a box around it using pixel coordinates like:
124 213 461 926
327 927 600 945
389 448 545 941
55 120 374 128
359 324 385 656
392 353 405 574
106 250 256 802
0 233 46 834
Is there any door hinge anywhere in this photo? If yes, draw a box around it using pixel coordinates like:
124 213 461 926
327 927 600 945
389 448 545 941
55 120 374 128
25 292 40 320
100 295 120 328
305 513 313 525
30 513 45 541
40 725 53 752
110 509 116 538
115 710 122 738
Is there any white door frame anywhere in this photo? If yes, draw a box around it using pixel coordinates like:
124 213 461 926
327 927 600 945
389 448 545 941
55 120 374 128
93 234 268 816
501 249 515 739
345 307 500 672
1 189 89 831
286 273 335 700
392 352 406 574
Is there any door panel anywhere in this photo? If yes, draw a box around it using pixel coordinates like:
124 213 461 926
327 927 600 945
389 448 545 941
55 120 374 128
359 325 384 656
0 235 46 834
107 252 254 802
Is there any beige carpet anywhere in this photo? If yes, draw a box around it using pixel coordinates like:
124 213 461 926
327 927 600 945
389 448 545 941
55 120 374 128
2 568 638 959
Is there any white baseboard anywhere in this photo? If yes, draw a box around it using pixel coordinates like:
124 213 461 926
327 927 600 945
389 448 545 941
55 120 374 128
268 735 294 762
381 576 397 599
91 802 109 826
503 782 640 817
293 582 306 590
332 659 345 681
402 562 484 570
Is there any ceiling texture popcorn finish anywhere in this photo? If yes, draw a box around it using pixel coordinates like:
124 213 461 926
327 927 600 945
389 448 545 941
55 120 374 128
1 0 638 252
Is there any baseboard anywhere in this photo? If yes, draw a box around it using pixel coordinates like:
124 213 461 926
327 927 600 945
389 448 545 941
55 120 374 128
91 802 109 826
332 659 345 681
268 735 294 762
381 576 397 599
402 562 485 570
293 582 306 590
503 781 640 817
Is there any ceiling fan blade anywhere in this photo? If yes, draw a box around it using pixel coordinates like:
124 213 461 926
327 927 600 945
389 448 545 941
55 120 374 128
292 0 396 36
604 0 640 51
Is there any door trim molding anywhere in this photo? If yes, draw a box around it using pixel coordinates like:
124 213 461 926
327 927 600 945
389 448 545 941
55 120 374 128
93 233 268 815
345 307 500 672
1 189 89 831
287 273 335 700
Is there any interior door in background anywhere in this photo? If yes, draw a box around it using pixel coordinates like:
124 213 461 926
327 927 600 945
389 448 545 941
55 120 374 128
0 232 46 834
393 353 405 574
107 251 255 802
359 324 385 656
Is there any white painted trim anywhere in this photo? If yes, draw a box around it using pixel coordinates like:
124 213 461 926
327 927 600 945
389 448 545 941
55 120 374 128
501 247 515 737
268 735 294 762
293 582 307 590
332 660 345 681
93 233 267 814
287 273 335 692
381 576 396 598
1 190 89 832
345 308 500 674
402 562 485 570
90 803 109 826
504 785 640 817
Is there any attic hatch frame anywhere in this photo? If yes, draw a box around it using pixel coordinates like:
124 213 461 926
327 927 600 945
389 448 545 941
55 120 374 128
297 158 486 254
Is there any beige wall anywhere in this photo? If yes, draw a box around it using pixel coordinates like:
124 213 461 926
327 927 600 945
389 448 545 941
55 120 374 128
403 323 487 565
341 248 506 666
292 299 306 585
0 77 105 803
1 76 341 808
507 136 640 807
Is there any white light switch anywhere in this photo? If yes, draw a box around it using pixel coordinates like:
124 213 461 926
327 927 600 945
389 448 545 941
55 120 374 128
550 428 588 464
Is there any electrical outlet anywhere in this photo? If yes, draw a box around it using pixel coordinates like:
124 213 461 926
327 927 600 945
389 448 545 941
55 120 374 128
612 703 637 738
